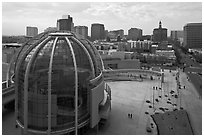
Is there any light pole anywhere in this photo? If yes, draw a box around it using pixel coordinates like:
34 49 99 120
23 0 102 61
152 86 155 111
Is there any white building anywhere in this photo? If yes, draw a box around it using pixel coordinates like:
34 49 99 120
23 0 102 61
155 50 176 60
128 40 152 49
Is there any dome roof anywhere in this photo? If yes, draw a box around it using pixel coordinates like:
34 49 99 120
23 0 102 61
14 31 105 133
7 31 104 86
14 31 103 80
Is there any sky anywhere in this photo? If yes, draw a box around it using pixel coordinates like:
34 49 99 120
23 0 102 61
2 2 202 36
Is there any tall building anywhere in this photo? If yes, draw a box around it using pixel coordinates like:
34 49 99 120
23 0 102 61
183 23 202 49
110 29 124 37
26 26 38 37
170 30 183 40
91 23 105 41
104 30 109 38
107 31 116 39
128 28 142 40
44 27 57 32
57 15 74 31
153 21 167 42
74 26 88 38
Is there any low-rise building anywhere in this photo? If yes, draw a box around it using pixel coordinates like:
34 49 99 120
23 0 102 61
132 51 176 66
99 50 140 69
103 58 140 69
155 50 176 60
126 40 152 52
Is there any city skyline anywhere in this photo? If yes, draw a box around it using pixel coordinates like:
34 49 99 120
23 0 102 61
2 2 202 36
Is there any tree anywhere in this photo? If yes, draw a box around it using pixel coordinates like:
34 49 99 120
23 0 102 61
117 35 121 42
106 36 110 42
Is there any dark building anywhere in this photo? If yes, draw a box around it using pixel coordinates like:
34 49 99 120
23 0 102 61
153 21 167 42
74 26 88 39
110 29 124 37
57 15 74 31
170 30 183 41
105 30 109 38
91 23 105 41
26 26 38 37
128 28 142 40
141 35 152 41
183 23 202 49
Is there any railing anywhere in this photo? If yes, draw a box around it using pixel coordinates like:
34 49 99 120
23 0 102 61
2 85 15 105
102 69 162 81
16 118 90 135
103 69 162 76
90 71 104 88
2 81 7 89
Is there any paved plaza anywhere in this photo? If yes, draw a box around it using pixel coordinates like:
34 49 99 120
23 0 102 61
2 69 202 135
97 69 202 135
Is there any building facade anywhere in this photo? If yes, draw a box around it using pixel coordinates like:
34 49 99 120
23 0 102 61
57 15 74 31
109 29 124 37
91 23 105 41
128 28 142 40
127 40 152 52
141 35 152 41
99 50 140 69
153 21 167 42
170 30 183 41
105 30 109 38
44 27 58 32
74 26 88 38
26 26 38 37
183 23 202 49
103 58 141 70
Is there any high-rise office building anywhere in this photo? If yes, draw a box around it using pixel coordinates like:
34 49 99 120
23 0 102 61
170 30 183 41
110 29 124 37
153 21 167 42
183 23 202 49
128 28 142 40
26 26 38 37
74 26 88 38
91 23 105 41
44 27 58 32
105 30 109 38
57 15 74 31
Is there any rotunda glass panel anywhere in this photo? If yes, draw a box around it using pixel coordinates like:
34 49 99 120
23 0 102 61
15 31 105 134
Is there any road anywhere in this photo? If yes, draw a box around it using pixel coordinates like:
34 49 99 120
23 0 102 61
179 51 202 97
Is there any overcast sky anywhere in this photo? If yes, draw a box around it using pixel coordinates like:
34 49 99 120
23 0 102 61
2 2 202 36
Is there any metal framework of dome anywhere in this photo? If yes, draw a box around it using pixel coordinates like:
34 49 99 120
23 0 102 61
13 31 111 134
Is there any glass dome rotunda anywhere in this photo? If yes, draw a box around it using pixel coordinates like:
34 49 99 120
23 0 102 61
15 31 106 134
